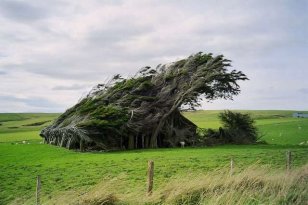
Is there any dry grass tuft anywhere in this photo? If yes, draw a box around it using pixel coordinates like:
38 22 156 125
22 164 307 205
73 178 122 205
79 193 118 205
155 164 308 205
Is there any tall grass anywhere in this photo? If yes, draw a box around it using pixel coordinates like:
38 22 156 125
36 164 308 205
157 165 308 205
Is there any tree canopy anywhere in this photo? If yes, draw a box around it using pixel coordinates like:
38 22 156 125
40 52 248 151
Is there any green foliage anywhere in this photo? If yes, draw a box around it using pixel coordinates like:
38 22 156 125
197 110 258 145
164 71 176 81
91 105 127 120
219 110 258 144
136 80 153 91
78 98 101 114
111 77 152 94
78 105 129 130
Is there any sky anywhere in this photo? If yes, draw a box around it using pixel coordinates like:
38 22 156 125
0 0 307 113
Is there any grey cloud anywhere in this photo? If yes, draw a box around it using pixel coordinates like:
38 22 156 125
0 31 37 42
0 0 48 22
298 88 308 94
0 95 60 108
0 52 7 57
1 61 126 81
94 0 123 5
0 71 7 75
87 25 152 47
52 84 89 91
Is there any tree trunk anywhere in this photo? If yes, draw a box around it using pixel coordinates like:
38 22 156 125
142 135 145 148
60 137 66 147
145 135 149 148
80 139 85 152
128 135 134 149
120 137 123 149
150 137 157 148
66 138 72 149
150 94 187 148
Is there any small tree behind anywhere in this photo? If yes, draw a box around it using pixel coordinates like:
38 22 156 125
198 111 258 145
219 110 258 144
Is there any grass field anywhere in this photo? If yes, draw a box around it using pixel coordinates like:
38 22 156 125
0 113 59 143
0 111 307 204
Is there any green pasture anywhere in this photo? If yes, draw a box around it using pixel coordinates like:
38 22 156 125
0 113 58 143
0 113 58 134
0 111 307 204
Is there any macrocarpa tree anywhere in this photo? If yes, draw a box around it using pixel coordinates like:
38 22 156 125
40 52 248 151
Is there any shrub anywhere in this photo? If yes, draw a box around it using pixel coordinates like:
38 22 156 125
219 110 258 144
198 110 258 145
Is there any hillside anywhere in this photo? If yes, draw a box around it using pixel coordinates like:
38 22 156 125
0 113 59 142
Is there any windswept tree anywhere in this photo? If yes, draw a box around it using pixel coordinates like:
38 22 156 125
40 52 248 151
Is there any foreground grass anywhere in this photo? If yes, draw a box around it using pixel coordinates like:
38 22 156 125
17 164 308 205
153 164 308 205
1 143 307 204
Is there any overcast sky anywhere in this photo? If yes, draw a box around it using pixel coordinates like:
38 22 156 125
0 0 307 112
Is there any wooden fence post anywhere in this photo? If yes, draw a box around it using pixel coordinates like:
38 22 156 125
147 160 154 195
230 157 234 176
286 151 292 171
36 175 41 205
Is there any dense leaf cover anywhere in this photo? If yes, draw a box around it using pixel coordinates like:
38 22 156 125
40 52 248 150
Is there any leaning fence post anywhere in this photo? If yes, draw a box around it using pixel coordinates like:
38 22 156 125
230 157 234 176
36 175 41 205
147 160 154 195
286 151 292 171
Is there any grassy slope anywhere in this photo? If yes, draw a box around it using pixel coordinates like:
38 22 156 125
0 113 59 142
0 113 59 128
0 111 307 204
